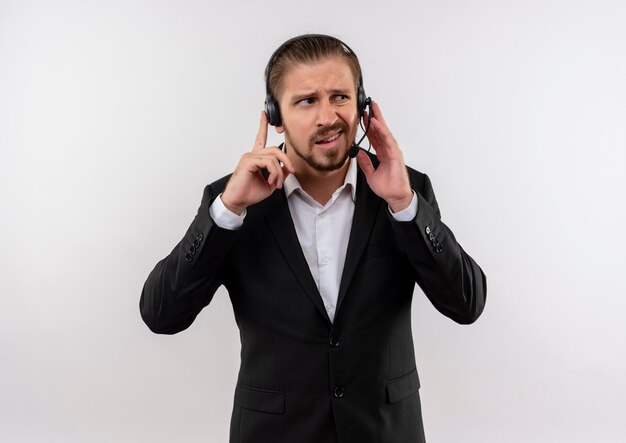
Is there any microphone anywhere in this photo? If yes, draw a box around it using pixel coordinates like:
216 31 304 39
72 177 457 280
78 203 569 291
348 144 360 158
349 98 373 158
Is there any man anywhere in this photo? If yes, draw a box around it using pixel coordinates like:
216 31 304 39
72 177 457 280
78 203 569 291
140 34 486 443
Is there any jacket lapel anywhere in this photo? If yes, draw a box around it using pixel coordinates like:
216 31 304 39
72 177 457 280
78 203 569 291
335 169 381 315
260 189 332 325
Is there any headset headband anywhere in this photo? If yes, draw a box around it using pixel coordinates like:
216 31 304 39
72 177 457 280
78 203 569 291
264 34 364 97
264 34 367 126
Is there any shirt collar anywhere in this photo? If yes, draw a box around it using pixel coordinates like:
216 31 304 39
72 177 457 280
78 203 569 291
284 157 357 202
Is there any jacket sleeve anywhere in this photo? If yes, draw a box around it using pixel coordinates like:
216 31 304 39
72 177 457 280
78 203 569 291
139 178 238 334
391 170 487 324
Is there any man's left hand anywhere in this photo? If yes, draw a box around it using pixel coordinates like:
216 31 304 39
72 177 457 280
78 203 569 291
355 101 413 213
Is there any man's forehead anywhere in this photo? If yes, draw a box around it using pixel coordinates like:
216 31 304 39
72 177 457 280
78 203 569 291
280 57 356 96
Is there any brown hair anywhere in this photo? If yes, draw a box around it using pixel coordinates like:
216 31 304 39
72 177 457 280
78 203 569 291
266 35 362 102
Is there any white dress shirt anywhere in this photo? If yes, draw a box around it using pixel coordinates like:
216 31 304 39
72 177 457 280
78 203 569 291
209 158 418 322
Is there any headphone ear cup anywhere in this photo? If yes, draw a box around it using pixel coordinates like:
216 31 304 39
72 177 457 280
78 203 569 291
357 86 368 116
264 95 281 126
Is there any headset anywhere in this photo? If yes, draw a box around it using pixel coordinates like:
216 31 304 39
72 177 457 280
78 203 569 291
264 34 372 158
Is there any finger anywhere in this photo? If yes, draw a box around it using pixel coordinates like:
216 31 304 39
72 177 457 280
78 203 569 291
281 164 292 177
256 147 295 183
363 119 391 161
265 146 296 173
364 109 387 145
356 150 376 180
265 163 293 189
271 156 285 188
253 111 268 151
363 113 382 148
371 100 388 126
242 153 282 186
370 117 397 151
280 164 292 183
259 155 284 187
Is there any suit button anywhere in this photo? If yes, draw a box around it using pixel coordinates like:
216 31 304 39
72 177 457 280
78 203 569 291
333 386 345 398
185 253 193 262
425 226 431 235
431 237 439 247
429 232 435 241
193 239 199 248
189 246 196 255
197 233 204 242
436 244 444 253
329 335 339 348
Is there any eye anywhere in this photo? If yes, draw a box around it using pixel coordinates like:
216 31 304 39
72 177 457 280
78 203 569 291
297 97 315 106
334 94 349 102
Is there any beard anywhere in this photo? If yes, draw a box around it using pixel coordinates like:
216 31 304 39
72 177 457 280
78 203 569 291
285 121 355 172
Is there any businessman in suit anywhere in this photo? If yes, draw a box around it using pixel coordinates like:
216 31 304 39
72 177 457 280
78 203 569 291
140 34 486 443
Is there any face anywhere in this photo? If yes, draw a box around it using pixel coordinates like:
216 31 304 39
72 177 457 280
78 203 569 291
276 57 359 173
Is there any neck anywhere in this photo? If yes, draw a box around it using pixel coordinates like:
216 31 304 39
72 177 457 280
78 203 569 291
293 158 350 206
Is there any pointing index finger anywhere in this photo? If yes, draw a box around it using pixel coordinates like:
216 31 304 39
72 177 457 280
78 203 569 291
253 111 268 151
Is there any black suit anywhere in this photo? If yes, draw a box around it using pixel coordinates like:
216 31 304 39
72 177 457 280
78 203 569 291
140 153 487 443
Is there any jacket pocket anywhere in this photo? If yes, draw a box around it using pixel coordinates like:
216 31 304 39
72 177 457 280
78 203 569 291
385 368 420 404
234 384 286 415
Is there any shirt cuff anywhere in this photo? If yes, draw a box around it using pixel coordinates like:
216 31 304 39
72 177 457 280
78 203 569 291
389 191 418 222
209 194 246 230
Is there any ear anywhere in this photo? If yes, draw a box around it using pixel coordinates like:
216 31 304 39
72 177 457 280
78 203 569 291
275 124 285 134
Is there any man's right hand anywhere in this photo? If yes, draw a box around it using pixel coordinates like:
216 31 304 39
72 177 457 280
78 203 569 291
220 111 295 215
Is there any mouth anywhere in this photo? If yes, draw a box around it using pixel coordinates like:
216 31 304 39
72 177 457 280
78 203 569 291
315 131 342 145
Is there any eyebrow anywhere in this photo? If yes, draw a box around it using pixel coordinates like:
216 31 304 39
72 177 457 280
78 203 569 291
291 91 316 102
290 89 352 102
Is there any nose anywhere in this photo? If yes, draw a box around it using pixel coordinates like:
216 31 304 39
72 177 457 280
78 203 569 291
316 99 338 127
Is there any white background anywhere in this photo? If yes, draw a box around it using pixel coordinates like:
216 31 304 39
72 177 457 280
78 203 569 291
1 0 625 442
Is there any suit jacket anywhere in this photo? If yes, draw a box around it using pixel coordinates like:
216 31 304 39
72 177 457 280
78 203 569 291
140 153 487 443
